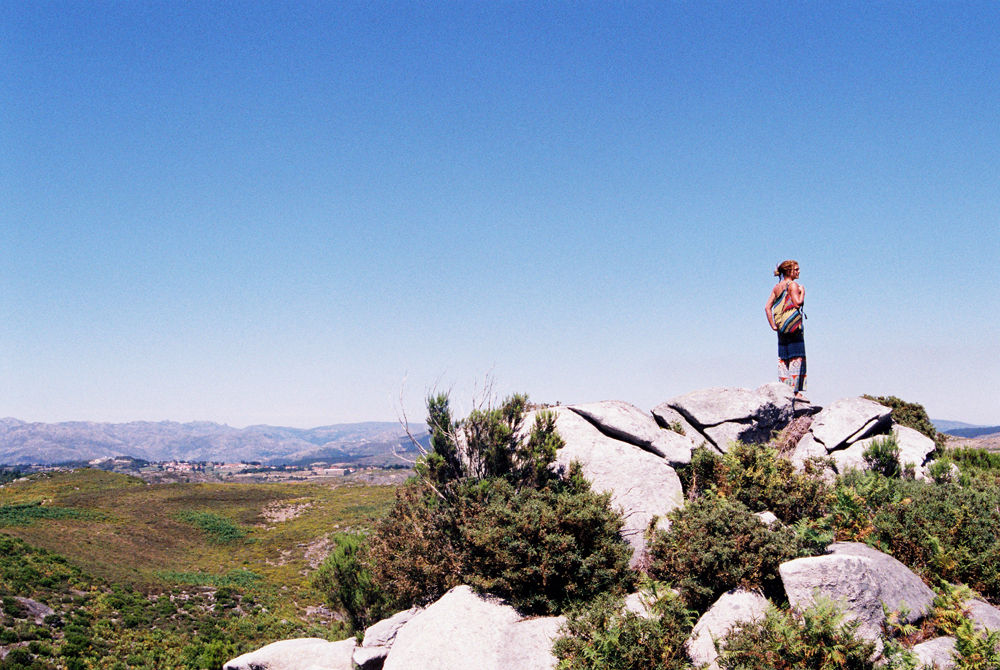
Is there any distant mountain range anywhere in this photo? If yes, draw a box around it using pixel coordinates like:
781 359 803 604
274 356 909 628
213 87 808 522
931 420 1000 439
0 418 430 466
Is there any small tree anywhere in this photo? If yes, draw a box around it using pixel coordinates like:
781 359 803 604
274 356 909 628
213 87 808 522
863 434 902 478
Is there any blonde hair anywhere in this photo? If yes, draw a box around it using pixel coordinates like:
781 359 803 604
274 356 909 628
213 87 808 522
774 260 798 278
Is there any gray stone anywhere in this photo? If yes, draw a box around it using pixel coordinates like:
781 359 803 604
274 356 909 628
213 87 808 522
497 615 565 670
664 384 796 450
755 511 779 527
355 608 421 669
808 398 892 451
223 637 356 670
381 586 529 670
650 404 707 451
968 599 1000 632
894 426 937 468
568 400 694 463
668 387 765 427
779 542 936 641
362 607 420 647
833 425 938 475
12 597 55 625
686 589 769 670
702 421 753 453
533 407 684 564
829 440 868 474
789 433 828 471
911 636 956 669
353 646 388 670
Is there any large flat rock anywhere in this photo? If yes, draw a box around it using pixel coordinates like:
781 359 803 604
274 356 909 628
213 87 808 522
497 615 565 670
663 384 796 450
382 585 554 670
568 400 694 465
779 542 935 641
224 637 356 670
538 407 685 564
808 398 892 451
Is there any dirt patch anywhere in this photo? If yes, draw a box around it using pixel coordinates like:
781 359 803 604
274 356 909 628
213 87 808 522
261 501 312 524
304 534 334 569
946 435 1000 452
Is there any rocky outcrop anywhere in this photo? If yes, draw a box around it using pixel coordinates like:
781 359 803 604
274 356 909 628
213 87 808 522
829 424 937 475
536 406 685 564
381 585 562 670
686 589 769 670
354 608 420 670
225 387 965 670
809 398 893 452
569 400 694 466
222 637 357 670
654 383 804 453
779 542 936 641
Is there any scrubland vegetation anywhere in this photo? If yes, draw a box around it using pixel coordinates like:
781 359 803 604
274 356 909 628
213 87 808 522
1 393 998 669
0 469 395 669
313 393 1000 670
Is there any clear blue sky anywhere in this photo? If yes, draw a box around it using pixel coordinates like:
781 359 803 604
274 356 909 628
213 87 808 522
3 2 998 428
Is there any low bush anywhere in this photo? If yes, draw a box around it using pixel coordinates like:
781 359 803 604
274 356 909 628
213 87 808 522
173 511 246 544
552 584 695 670
311 532 390 633
826 473 1000 597
460 478 632 615
718 597 877 670
646 495 808 611
677 443 832 525
863 434 901 478
365 474 633 617
364 482 464 613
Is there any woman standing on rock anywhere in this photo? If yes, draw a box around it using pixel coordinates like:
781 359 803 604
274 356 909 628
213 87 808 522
765 260 808 400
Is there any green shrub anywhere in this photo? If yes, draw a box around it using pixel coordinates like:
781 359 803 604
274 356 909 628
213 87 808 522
863 434 902 478
173 511 246 544
948 447 1000 470
365 482 464 611
722 442 832 524
868 481 1000 596
460 478 632 615
718 597 877 670
827 475 1000 597
647 496 808 611
0 501 94 527
678 444 832 525
553 584 695 670
355 391 632 617
419 392 564 493
954 618 1000 670
366 474 632 616
928 458 956 485
312 532 390 633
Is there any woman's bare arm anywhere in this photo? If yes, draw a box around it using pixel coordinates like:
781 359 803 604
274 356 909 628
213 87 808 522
764 285 780 330
788 281 805 308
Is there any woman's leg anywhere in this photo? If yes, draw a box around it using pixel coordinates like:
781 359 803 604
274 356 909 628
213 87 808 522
779 357 807 393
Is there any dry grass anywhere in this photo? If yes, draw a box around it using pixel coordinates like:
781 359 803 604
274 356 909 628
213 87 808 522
0 469 396 618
